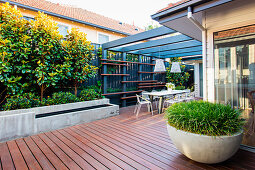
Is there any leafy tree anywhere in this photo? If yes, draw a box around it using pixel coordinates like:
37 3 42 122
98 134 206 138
166 57 190 87
30 12 67 101
62 28 98 96
0 2 32 98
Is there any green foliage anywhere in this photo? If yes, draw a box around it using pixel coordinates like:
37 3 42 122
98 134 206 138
2 93 41 110
174 86 185 90
30 12 68 100
0 3 33 95
45 92 79 105
97 47 138 73
62 28 98 96
0 3 99 108
166 57 190 87
165 101 245 136
79 81 103 101
79 89 100 101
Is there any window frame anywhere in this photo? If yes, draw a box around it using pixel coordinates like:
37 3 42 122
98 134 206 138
97 32 110 44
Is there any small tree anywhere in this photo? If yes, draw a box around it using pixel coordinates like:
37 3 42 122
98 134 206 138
166 57 190 87
62 28 98 96
0 2 32 97
30 12 66 101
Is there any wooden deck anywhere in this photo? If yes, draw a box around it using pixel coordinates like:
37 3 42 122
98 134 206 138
1 105 255 169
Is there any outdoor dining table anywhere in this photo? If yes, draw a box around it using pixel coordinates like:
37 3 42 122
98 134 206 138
143 90 188 114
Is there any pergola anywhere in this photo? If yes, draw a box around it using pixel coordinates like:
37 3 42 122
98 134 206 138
101 26 202 106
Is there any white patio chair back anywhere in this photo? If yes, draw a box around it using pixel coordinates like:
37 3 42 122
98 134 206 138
134 94 153 116
142 91 150 100
136 94 141 103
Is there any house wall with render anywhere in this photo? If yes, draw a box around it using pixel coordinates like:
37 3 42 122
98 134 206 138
18 7 126 44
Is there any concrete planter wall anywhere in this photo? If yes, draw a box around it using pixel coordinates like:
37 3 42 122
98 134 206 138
0 98 119 142
167 124 243 164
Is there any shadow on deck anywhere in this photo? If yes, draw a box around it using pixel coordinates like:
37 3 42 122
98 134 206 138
0 105 255 169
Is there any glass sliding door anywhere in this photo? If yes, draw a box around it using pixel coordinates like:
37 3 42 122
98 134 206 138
214 25 255 147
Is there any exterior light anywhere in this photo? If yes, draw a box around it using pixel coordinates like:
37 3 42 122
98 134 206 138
170 62 181 73
154 59 166 72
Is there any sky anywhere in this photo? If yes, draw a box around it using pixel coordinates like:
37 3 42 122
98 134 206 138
48 0 180 29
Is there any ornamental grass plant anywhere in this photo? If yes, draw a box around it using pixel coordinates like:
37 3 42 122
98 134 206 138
165 101 245 136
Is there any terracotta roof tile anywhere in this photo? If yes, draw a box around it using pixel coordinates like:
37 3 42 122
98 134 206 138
10 0 143 35
157 0 190 13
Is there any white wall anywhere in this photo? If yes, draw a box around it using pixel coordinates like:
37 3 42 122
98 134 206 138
203 0 255 102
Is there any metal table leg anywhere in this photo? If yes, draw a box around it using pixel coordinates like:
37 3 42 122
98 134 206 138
158 96 164 114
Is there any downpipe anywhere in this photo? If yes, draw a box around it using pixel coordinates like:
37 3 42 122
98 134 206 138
187 6 207 100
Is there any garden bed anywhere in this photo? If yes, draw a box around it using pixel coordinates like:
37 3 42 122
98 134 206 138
0 98 119 142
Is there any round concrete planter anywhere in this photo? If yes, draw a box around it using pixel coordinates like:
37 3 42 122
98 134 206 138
167 124 243 164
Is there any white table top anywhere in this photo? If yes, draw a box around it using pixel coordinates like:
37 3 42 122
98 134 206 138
143 90 188 97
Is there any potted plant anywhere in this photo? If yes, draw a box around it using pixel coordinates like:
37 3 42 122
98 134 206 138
165 83 175 92
164 101 245 164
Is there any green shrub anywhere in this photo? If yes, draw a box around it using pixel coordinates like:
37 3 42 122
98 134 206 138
3 93 41 110
79 88 102 101
165 101 245 136
174 86 185 90
45 92 79 105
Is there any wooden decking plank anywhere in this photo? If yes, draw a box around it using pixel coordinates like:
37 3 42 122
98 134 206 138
76 125 172 169
102 118 177 151
89 120 209 170
0 156 2 170
15 139 42 170
7 140 28 170
82 123 205 170
30 135 68 170
37 133 82 170
1 105 255 169
108 118 172 143
100 117 171 141
69 126 160 169
0 143 15 170
58 129 138 170
51 130 124 170
23 137 55 170
45 131 105 170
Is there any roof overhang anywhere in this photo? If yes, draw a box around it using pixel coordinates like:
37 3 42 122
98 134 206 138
151 0 233 41
1 0 132 36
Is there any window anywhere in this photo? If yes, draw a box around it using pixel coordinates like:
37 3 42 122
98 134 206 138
57 24 68 37
23 16 34 21
214 25 255 111
98 33 109 44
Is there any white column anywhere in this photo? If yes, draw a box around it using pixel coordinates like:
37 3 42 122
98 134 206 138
194 63 200 97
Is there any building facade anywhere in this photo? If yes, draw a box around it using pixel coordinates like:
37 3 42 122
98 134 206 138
153 0 255 148
1 0 142 44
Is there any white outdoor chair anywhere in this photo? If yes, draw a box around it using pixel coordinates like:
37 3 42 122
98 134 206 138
152 90 160 108
134 94 153 116
163 95 181 109
185 92 196 101
142 91 150 100
178 93 187 102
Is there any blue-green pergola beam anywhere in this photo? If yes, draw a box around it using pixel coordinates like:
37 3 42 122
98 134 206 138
132 40 202 55
102 26 176 49
156 51 202 58
148 46 202 56
111 34 192 52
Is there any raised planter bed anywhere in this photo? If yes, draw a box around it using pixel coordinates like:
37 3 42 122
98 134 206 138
0 98 119 142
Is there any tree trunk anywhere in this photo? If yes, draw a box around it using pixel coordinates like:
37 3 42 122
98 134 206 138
74 82 78 96
40 84 44 102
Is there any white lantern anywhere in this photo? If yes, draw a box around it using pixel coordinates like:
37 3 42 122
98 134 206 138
170 62 181 73
154 59 166 72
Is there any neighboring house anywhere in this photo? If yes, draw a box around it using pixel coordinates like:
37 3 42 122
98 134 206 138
0 0 143 44
152 0 255 147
